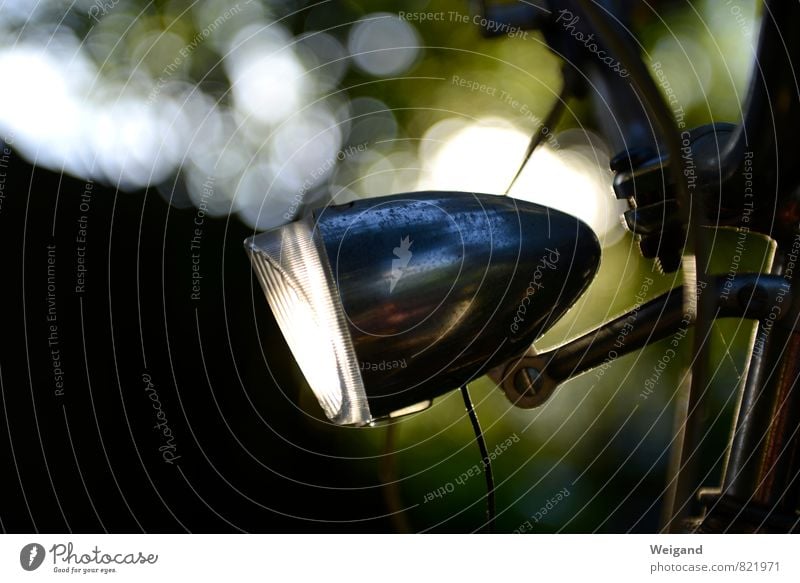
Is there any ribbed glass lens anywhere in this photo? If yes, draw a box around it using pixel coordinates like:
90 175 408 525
259 262 343 416
245 217 372 426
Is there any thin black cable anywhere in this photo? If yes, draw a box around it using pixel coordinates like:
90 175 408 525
460 384 496 533
504 83 570 195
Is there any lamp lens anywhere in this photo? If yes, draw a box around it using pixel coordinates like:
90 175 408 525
246 218 371 425
259 262 343 416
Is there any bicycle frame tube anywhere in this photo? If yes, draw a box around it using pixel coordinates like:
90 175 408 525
679 0 800 531
551 0 800 530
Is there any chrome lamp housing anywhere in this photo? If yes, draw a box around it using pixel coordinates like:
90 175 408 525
245 191 601 426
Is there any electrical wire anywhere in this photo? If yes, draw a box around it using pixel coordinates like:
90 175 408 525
460 384 496 533
504 83 570 195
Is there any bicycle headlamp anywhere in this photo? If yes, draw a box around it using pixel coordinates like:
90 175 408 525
245 191 601 425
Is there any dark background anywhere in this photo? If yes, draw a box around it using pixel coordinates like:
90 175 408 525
0 150 401 532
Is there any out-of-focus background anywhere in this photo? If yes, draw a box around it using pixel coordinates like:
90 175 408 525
0 0 767 532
